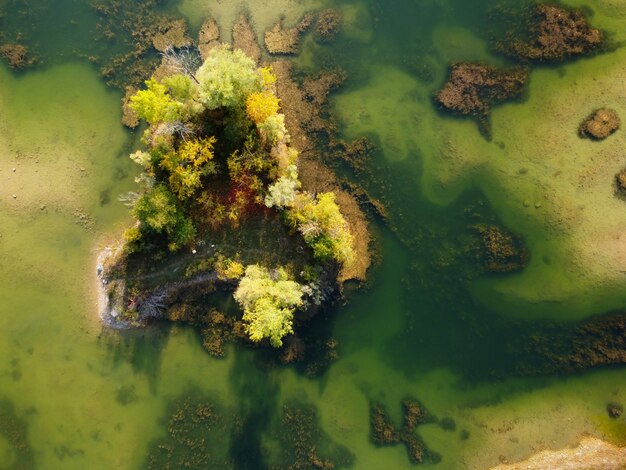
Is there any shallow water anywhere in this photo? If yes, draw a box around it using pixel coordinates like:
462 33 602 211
1 0 626 468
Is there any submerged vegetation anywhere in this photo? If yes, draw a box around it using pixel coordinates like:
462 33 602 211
103 43 357 350
496 4 604 62
144 393 354 469
274 401 355 469
144 393 235 469
0 399 34 470
435 3 605 139
4 0 626 468
370 398 443 465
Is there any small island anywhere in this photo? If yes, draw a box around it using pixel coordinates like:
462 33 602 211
98 40 368 356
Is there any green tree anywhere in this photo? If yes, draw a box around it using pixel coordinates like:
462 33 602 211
130 78 184 124
133 184 196 251
160 136 217 199
287 192 355 265
258 113 289 144
265 165 300 208
162 74 195 101
233 265 304 347
196 45 261 110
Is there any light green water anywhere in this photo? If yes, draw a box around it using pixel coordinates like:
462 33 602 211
2 0 626 469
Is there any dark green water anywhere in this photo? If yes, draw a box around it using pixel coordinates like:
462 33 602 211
2 0 626 468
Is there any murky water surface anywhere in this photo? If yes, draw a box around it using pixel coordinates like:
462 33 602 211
1 0 626 468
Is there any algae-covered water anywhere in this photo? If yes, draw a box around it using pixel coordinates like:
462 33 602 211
1 0 626 468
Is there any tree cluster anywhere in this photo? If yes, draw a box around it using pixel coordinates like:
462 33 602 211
124 44 355 346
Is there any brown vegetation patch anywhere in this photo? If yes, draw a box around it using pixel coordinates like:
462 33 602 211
510 313 626 377
0 43 33 68
435 63 528 117
314 8 343 43
402 399 430 431
91 0 185 88
151 18 192 52
303 69 347 107
475 224 529 273
607 402 623 419
500 4 603 62
121 86 139 128
331 137 378 176
370 403 400 445
578 108 620 140
199 310 246 358
264 14 314 55
278 402 354 469
198 17 220 60
232 14 261 64
370 398 440 464
144 395 236 469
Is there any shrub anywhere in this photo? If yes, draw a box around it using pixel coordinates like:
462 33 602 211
215 256 245 280
130 150 152 170
259 66 277 88
246 91 280 124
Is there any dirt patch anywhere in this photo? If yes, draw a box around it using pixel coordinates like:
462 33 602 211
490 437 626 470
264 14 314 55
232 14 261 64
578 108 620 140
499 4 603 62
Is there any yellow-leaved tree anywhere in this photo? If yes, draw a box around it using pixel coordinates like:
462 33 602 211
159 136 217 199
233 265 304 347
245 91 280 124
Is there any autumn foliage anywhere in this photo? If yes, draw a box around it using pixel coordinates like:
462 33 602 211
123 46 356 347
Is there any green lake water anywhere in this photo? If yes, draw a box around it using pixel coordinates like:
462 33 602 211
1 0 626 468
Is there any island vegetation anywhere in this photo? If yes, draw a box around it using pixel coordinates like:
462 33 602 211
100 43 358 351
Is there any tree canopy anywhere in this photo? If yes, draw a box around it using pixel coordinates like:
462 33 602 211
233 265 305 347
196 45 262 110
